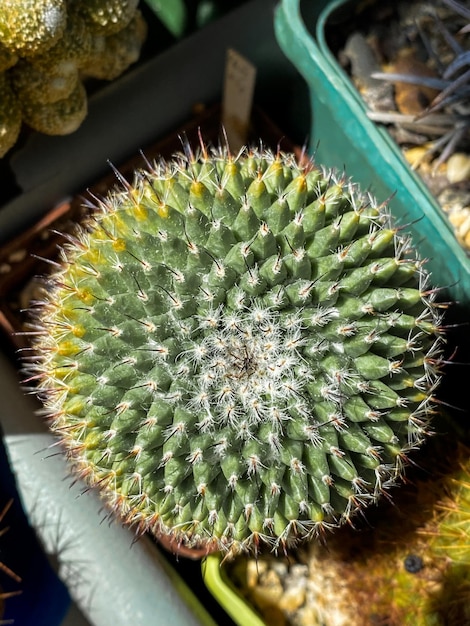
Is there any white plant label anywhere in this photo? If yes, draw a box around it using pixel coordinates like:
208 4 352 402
222 48 257 152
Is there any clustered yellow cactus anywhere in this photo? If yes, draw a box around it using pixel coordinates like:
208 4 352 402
0 0 147 157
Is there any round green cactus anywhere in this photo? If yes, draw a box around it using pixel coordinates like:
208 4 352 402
28 146 444 554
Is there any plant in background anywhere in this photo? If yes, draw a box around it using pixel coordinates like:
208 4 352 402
0 0 147 157
25 144 444 555
143 0 250 39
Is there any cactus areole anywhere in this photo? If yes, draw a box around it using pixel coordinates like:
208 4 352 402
28 145 444 554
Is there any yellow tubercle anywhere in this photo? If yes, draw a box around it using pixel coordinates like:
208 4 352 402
157 203 169 219
225 162 238 175
404 389 429 403
63 396 87 416
56 339 81 357
71 324 86 338
74 287 96 304
50 366 76 381
112 238 126 252
83 430 104 449
401 376 419 388
292 174 308 193
264 157 284 176
249 179 267 197
132 202 148 221
190 180 207 199
103 211 132 237
81 245 105 267
55 302 80 320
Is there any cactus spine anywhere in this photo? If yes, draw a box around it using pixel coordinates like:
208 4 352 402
26 145 444 554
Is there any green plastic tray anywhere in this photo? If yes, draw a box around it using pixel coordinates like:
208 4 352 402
202 554 265 626
275 0 470 305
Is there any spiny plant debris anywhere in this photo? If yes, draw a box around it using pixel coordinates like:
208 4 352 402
336 0 470 252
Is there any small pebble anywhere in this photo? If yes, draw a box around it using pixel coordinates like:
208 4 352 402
297 606 323 626
278 584 306 612
448 207 470 229
437 187 470 213
448 207 470 249
260 606 287 626
246 559 267 589
446 152 470 184
270 560 288 578
260 568 283 589
403 145 430 168
251 577 284 609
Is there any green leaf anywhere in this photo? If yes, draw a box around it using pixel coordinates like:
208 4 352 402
143 0 187 38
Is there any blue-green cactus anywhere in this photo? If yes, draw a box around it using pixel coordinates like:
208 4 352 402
27 145 444 554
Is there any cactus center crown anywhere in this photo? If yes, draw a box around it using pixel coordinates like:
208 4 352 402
183 304 306 430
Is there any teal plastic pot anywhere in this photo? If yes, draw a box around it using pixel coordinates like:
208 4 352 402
274 0 470 306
